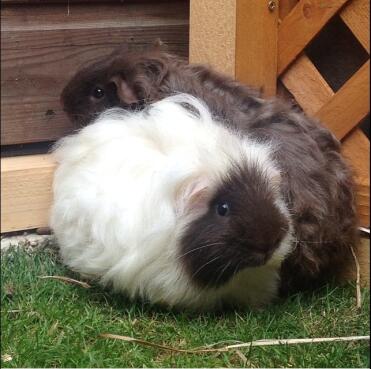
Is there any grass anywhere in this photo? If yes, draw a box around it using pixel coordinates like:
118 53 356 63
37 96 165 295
1 246 369 368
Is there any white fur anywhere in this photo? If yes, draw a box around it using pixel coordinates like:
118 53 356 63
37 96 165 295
50 94 293 310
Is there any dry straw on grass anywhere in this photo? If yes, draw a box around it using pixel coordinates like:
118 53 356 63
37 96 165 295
99 333 370 354
350 245 362 309
39 275 91 289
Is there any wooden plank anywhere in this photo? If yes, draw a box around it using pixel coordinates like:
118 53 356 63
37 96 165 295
189 0 236 76
280 54 369 227
278 0 349 75
279 0 299 20
190 0 278 96
1 23 189 146
2 0 173 3
235 0 278 97
1 25 189 53
355 182 370 228
315 60 370 140
1 155 56 232
1 2 189 31
357 238 370 287
341 238 370 286
342 129 370 227
340 0 370 53
280 53 334 115
1 1 189 145
1 96 74 145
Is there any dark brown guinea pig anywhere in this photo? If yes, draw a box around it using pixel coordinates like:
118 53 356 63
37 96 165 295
61 44 359 296
61 44 262 129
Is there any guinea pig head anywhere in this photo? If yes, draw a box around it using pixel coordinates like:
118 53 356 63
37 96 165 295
177 160 292 289
61 56 121 127
61 45 171 127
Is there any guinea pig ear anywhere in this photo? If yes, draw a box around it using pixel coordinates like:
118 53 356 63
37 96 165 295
150 38 167 51
109 75 138 105
176 176 212 216
139 57 168 87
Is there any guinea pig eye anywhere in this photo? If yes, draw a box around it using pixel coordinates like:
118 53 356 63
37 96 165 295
216 202 230 217
92 87 105 99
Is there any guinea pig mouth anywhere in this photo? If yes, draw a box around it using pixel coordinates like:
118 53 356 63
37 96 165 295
184 250 276 289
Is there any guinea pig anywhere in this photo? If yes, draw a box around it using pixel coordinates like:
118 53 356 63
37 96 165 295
61 45 262 129
51 94 294 310
60 46 359 294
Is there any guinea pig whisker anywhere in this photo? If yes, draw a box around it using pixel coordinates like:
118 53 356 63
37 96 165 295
191 255 222 280
293 240 335 244
176 242 225 260
231 260 243 280
214 260 232 286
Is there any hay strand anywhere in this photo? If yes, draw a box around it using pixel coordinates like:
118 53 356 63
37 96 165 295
100 333 370 354
350 245 362 309
99 333 227 353
39 275 91 289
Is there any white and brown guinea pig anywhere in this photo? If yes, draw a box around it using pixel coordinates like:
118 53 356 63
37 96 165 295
51 94 294 310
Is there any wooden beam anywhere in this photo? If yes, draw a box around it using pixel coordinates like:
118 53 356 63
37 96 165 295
189 0 236 76
279 0 299 20
340 0 370 53
341 238 370 286
190 0 278 96
280 54 370 226
280 53 334 115
1 154 56 232
315 60 370 140
342 129 370 227
235 0 278 96
278 0 349 75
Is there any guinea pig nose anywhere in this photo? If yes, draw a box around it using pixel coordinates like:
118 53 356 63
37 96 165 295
253 229 286 255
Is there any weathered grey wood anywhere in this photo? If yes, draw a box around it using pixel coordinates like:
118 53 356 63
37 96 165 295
1 1 189 145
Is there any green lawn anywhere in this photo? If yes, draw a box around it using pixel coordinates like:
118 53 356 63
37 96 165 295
1 246 369 368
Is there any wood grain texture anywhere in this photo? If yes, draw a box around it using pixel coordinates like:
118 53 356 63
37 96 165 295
1 1 189 145
279 0 299 20
1 2 189 30
278 0 349 75
354 182 370 228
1 155 56 232
358 238 369 287
190 0 278 95
235 0 278 97
280 54 369 227
315 60 370 140
341 238 370 287
342 129 370 227
2 0 173 3
280 53 334 115
340 0 370 53
189 0 236 76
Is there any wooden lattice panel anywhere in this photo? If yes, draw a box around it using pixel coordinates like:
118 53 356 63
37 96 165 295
279 0 370 227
